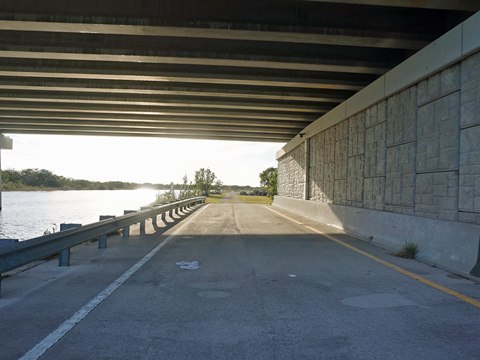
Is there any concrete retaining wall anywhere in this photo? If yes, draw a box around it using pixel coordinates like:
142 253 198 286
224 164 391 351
276 13 480 278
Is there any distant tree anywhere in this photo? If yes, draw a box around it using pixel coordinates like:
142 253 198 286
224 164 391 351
214 179 223 193
259 167 277 196
180 174 193 199
194 168 217 196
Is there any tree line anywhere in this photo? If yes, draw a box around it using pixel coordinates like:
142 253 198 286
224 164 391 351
2 168 168 191
1 167 278 195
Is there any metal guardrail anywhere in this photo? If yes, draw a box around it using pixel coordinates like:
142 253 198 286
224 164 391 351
0 196 205 277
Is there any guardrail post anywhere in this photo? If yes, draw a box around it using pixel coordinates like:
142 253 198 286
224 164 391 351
169 209 174 219
123 210 136 238
58 223 81 266
141 206 158 229
58 248 70 266
0 239 18 297
98 216 115 248
160 212 167 224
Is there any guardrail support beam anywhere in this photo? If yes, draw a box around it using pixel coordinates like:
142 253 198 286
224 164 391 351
59 248 70 266
99 216 115 248
123 210 136 238
98 235 107 249
0 197 206 284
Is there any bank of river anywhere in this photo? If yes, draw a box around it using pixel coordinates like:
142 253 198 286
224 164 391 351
0 189 160 240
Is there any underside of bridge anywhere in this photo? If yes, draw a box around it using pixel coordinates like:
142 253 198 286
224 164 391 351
0 0 478 142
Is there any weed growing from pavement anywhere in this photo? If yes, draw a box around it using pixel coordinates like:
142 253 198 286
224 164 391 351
395 242 419 259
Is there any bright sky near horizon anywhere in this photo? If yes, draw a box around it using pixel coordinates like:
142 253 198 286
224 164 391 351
1 134 284 186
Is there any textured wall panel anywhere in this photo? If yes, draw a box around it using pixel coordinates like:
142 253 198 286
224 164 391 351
461 52 480 128
364 177 385 210
348 112 365 157
365 122 386 178
459 125 480 223
365 100 386 129
277 145 305 199
418 64 460 105
308 132 326 201
387 86 417 146
386 142 416 209
335 138 348 180
347 154 364 207
415 171 458 220
416 92 460 173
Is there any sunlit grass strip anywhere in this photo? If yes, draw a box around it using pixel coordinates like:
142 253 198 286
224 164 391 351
240 195 272 204
206 194 224 204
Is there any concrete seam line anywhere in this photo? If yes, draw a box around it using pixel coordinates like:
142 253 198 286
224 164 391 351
18 204 209 360
265 206 480 309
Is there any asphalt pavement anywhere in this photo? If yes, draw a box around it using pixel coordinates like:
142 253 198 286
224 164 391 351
1 203 479 360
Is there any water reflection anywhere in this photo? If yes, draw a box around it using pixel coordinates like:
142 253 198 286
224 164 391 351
0 189 159 240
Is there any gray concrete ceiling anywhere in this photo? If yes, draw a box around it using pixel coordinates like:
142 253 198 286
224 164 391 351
0 0 478 142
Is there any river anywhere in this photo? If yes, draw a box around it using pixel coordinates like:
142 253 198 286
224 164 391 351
0 189 161 241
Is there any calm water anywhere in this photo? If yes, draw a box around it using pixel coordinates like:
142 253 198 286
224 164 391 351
0 189 160 240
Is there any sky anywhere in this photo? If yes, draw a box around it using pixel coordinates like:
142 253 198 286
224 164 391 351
1 134 284 186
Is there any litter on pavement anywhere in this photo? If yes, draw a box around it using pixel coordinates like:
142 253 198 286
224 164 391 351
176 260 200 270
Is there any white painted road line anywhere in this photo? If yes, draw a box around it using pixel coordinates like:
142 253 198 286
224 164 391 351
19 205 209 360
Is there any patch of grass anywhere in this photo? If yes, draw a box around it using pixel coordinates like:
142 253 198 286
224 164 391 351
395 242 419 259
206 194 224 204
239 195 272 204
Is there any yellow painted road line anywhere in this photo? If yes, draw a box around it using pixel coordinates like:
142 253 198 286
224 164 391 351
265 206 480 309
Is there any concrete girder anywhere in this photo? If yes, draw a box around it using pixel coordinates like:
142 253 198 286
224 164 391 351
304 0 480 11
0 1 475 143
0 71 365 91
0 127 293 142
0 96 327 114
0 83 348 103
0 115 311 129
0 121 299 136
0 20 429 50
0 107 318 122
0 51 389 75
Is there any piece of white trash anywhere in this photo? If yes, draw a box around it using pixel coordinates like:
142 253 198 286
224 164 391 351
288 274 297 278
176 260 200 270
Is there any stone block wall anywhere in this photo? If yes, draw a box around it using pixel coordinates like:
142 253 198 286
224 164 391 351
278 143 305 199
278 50 480 225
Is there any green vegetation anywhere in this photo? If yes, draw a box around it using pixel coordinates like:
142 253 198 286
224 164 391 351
1 168 262 198
194 167 222 196
239 195 272 204
395 242 419 259
206 194 225 204
259 167 277 197
2 168 176 191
